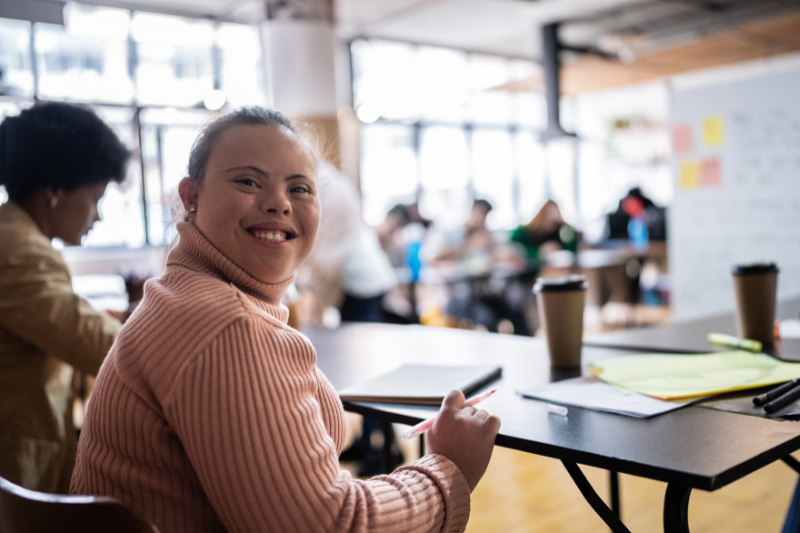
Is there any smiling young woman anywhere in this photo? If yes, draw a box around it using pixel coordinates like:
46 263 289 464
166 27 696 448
70 107 500 533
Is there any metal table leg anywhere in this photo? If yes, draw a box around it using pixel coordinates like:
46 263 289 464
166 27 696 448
610 470 621 518
664 484 692 533
562 461 632 533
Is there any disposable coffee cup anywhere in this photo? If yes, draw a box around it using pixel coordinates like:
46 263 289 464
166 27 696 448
534 275 589 368
731 263 778 344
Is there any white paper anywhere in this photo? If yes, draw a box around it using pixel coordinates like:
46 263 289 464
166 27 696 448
518 376 693 419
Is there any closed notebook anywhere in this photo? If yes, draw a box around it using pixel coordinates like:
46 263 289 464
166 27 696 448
338 364 503 406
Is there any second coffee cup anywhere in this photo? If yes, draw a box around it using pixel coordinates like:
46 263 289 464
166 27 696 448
534 275 589 368
731 262 779 344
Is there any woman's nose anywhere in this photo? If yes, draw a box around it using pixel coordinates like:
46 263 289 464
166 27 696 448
259 191 292 215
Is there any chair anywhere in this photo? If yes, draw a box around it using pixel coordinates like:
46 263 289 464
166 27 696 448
0 476 156 533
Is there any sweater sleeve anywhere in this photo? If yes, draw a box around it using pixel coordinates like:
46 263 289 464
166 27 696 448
0 239 121 374
163 317 470 533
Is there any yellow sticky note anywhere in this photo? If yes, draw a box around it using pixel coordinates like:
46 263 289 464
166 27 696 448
703 116 724 146
679 162 700 188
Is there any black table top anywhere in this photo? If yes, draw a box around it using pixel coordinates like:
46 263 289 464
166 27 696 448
584 297 800 361
306 322 800 491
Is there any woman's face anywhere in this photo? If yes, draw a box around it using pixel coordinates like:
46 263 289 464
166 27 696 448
184 124 320 285
51 182 108 245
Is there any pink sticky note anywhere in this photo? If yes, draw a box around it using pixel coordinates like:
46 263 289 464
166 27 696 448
673 125 693 154
701 158 721 186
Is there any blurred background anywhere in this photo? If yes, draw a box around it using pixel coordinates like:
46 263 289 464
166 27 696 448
1 0 798 331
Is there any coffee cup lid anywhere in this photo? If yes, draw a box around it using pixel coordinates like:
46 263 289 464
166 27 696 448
731 262 779 275
534 275 589 293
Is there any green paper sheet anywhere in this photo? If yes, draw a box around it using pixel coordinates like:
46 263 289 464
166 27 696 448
587 351 800 400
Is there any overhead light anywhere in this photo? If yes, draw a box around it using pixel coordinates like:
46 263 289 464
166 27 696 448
356 104 380 124
203 90 226 111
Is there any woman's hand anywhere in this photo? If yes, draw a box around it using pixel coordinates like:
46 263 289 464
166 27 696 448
426 390 501 492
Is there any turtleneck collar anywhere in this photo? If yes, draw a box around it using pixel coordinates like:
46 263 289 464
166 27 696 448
168 222 293 309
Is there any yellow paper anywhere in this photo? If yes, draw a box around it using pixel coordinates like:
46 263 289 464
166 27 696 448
703 116 724 146
588 351 800 400
679 162 700 188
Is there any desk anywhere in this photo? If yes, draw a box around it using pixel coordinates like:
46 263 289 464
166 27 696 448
308 323 800 533
584 297 800 361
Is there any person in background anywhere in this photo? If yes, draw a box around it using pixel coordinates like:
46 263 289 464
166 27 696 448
0 102 129 493
432 199 495 264
71 107 500 533
606 187 666 242
299 160 396 325
299 161 402 475
509 199 578 263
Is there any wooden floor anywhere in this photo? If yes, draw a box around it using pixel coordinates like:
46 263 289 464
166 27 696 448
342 413 798 533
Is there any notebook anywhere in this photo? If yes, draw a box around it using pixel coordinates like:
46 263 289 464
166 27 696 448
338 364 503 406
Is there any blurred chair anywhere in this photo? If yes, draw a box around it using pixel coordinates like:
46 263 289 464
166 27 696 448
0 476 155 533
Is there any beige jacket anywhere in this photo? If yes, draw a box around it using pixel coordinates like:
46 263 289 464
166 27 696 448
0 201 120 493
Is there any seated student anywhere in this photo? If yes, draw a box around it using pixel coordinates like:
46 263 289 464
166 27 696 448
432 199 495 264
509 199 578 262
0 102 128 493
70 107 501 533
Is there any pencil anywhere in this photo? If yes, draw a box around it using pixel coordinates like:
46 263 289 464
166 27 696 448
400 389 497 441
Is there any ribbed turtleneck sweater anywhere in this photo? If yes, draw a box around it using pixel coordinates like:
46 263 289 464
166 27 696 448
70 222 470 533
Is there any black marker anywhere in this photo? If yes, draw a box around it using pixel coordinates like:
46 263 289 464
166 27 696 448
764 384 800 414
754 380 800 406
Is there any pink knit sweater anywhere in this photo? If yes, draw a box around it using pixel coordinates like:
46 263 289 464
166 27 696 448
70 222 470 533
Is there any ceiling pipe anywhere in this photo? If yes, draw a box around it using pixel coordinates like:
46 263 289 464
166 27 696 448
541 22 576 141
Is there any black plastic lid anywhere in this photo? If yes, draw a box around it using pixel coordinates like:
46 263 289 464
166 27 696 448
533 275 589 293
731 262 779 275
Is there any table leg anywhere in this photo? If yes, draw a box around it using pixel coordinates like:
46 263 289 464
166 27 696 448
380 420 393 473
610 470 621 518
663 484 692 533
783 455 800 475
561 461 632 533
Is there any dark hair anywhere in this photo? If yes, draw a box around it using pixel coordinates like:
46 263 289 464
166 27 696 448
0 102 129 203
186 106 315 186
387 204 412 226
473 199 492 213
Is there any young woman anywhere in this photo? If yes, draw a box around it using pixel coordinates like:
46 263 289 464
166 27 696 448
70 107 500 533
0 102 129 493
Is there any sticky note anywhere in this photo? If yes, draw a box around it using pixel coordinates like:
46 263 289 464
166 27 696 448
679 162 700 188
701 158 721 185
672 125 693 153
703 116 724 146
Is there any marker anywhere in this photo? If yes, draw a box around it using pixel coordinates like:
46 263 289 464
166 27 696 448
707 333 762 353
547 404 568 417
764 384 800 414
753 379 800 406
400 389 497 441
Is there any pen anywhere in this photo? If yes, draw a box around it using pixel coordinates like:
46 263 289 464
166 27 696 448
764 383 800 414
707 332 762 353
400 389 497 441
753 380 800 406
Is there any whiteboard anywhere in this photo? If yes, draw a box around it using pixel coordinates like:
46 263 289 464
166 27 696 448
669 68 800 320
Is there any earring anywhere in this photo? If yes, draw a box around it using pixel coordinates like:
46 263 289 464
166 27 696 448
50 196 58 209
188 206 196 213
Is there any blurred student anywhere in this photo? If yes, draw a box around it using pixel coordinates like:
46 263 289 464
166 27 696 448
0 102 129 492
432 199 495 264
299 160 397 323
509 199 578 262
71 107 500 533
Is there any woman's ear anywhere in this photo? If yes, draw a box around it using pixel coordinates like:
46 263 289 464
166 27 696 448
178 178 199 217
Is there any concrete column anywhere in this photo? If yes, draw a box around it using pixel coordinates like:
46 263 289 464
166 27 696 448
260 0 356 177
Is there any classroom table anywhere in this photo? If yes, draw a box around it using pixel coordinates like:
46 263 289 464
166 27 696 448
583 297 800 361
307 322 800 533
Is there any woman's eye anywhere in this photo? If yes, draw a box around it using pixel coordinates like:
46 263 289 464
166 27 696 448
237 178 259 187
291 186 311 194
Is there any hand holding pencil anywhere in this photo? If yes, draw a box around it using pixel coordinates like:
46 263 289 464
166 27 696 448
423 389 501 493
